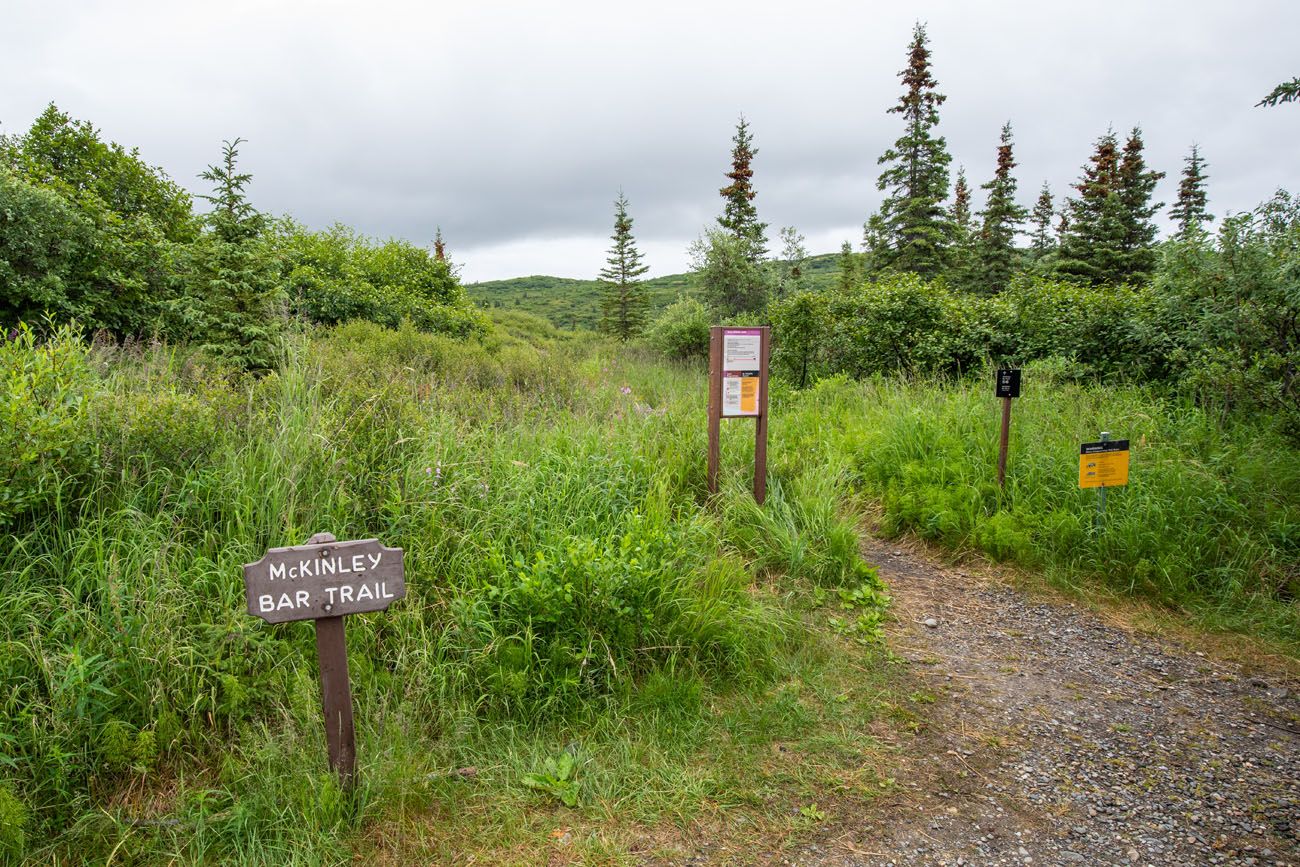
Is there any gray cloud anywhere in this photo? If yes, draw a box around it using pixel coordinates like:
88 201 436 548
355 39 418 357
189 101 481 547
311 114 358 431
2 0 1297 281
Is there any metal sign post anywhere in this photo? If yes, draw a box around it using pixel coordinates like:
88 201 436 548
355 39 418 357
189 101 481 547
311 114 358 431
1079 433 1130 532
242 532 406 787
707 326 771 504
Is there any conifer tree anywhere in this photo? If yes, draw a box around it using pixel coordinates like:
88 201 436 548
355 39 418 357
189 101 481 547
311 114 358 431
874 22 952 277
598 191 650 340
946 167 976 287
1116 127 1164 282
1056 130 1129 285
1029 182 1056 258
433 226 447 261
718 116 767 262
182 138 283 370
1169 145 1212 238
973 122 1028 294
835 240 863 293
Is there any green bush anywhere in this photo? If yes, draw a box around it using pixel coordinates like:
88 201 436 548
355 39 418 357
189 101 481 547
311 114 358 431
647 295 711 360
0 322 95 527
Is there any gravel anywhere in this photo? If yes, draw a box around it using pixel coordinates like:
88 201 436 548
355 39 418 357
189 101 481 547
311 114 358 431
800 541 1300 867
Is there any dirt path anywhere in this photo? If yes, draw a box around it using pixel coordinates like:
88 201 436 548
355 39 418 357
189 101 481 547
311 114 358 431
803 540 1300 867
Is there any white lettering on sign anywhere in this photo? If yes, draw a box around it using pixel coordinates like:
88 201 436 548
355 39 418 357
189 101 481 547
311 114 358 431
243 538 405 624
269 551 386 582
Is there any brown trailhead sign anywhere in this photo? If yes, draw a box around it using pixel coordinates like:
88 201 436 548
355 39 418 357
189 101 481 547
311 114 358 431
243 537 405 624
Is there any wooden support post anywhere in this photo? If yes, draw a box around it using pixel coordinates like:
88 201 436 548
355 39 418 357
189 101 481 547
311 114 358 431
306 532 356 788
996 395 1012 490
314 615 357 787
706 326 722 496
753 326 770 505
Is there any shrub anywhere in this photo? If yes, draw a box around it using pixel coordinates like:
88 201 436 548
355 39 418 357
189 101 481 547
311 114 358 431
0 322 95 527
647 295 711 360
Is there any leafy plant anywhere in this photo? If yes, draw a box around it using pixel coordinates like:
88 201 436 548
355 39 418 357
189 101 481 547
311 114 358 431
522 751 580 808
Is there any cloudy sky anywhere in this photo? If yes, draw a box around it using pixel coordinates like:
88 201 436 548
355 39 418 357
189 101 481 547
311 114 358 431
3 0 1297 283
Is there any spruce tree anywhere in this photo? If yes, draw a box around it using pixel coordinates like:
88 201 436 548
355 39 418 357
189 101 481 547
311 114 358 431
184 138 283 370
874 22 952 278
718 116 767 262
1056 130 1129 285
835 240 863 293
946 167 976 288
973 122 1028 294
1169 145 1212 239
1029 182 1056 258
598 191 650 340
1116 127 1164 282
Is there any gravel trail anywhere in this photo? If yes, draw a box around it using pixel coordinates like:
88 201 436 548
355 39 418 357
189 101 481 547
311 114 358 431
805 540 1300 867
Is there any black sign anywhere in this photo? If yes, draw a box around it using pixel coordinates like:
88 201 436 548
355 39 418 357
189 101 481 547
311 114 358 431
243 538 405 624
1080 439 1129 455
995 368 1021 399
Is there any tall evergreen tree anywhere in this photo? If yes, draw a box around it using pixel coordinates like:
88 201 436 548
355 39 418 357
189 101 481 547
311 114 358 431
973 122 1028 294
1169 145 1212 238
718 116 767 262
874 22 952 277
433 226 447 261
1029 182 1056 258
598 191 650 340
1056 130 1129 285
1116 127 1165 282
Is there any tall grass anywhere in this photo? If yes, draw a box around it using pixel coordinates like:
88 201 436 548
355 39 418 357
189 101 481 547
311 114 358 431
0 319 880 862
779 365 1300 644
3 319 1296 862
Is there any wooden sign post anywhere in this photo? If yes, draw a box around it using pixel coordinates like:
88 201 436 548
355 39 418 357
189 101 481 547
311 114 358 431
242 532 405 787
1079 432 1130 530
995 367 1021 489
707 326 770 504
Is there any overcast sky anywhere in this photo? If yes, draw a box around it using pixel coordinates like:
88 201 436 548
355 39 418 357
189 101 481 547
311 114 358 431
3 0 1298 283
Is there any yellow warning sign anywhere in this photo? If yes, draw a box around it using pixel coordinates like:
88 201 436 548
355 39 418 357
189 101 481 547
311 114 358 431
1079 443 1129 489
739 376 758 414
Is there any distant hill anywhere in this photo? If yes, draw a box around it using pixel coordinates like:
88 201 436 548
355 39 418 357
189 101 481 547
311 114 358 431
467 252 842 330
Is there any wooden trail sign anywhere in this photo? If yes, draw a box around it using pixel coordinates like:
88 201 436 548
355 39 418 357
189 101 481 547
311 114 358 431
994 367 1021 489
242 532 405 786
707 326 770 504
243 537 405 623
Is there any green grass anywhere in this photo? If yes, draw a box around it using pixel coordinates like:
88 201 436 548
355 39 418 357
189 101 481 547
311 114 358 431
0 314 891 863
2 314 1297 863
775 366 1300 646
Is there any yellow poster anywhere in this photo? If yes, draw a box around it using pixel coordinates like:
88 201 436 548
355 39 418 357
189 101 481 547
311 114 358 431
1079 449 1129 488
740 376 758 414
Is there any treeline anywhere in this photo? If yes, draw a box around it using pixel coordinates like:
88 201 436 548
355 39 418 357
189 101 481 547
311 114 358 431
601 25 1297 438
1 105 485 369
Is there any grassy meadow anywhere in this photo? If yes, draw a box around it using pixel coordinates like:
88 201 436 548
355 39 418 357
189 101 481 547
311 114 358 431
2 310 1297 863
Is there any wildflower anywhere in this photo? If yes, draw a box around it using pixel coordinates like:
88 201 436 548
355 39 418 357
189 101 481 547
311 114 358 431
620 385 631 396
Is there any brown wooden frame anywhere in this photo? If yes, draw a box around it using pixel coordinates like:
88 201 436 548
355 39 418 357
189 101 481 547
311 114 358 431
707 325 770 504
